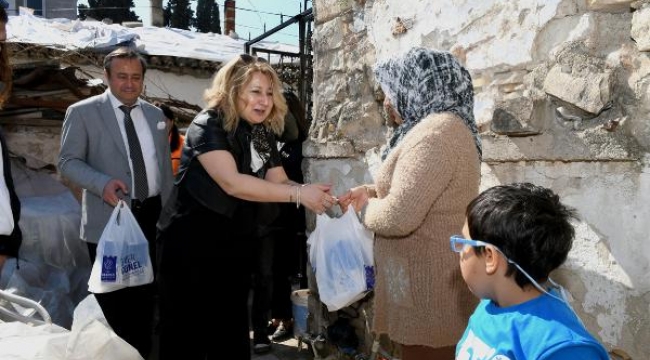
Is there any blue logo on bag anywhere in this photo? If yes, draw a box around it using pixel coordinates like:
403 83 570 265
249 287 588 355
365 265 375 290
120 243 149 279
122 253 143 275
101 255 117 282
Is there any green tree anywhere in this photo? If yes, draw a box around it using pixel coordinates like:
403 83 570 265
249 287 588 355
163 2 172 27
195 0 221 34
77 4 89 20
167 0 194 30
79 0 140 24
209 1 222 34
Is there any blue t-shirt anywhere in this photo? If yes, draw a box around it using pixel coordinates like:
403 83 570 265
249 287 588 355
456 295 609 360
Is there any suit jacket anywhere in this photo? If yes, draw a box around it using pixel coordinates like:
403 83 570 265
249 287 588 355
58 91 173 243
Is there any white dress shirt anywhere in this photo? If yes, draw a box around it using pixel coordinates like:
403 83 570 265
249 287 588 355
108 91 161 199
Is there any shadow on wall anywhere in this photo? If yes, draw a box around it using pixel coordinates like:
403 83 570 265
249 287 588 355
484 161 646 358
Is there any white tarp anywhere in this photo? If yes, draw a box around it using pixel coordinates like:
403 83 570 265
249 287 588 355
0 158 91 329
6 13 299 63
0 294 143 360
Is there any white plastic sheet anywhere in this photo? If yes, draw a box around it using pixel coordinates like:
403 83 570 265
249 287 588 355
0 294 143 360
7 159 92 329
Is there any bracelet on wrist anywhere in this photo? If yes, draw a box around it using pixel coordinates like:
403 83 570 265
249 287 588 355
296 185 301 209
297 184 308 209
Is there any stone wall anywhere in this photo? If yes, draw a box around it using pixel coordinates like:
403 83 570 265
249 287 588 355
305 0 650 358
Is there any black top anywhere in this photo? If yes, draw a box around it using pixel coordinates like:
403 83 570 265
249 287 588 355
157 109 282 232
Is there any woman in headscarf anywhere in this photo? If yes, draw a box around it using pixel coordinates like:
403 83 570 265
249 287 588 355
338 47 482 359
156 54 336 360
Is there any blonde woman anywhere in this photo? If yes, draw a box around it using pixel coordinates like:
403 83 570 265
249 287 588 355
156 54 336 360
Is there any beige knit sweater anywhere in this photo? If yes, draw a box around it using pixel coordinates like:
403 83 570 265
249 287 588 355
362 112 480 348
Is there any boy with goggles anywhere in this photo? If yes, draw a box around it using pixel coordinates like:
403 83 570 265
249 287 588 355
453 182 609 359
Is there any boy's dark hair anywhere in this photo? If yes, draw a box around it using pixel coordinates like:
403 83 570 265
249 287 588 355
466 182 578 289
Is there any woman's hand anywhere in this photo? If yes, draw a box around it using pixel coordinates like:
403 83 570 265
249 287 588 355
338 185 371 213
299 183 338 215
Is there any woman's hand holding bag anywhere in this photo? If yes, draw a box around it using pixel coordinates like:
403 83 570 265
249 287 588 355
88 200 154 293
307 205 375 312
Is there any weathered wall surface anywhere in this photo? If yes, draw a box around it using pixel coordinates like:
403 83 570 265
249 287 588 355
306 0 650 357
2 120 61 167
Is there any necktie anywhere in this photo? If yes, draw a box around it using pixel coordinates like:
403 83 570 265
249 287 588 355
119 105 149 201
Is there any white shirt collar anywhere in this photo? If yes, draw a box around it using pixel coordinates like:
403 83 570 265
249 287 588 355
106 89 141 110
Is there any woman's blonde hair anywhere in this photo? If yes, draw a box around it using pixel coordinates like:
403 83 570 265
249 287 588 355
204 54 287 135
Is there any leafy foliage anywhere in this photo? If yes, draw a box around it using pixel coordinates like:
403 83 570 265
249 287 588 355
166 0 194 30
163 2 172 27
195 0 221 34
78 0 140 24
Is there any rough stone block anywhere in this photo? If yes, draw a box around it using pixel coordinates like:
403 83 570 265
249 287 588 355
491 97 544 136
631 6 650 51
587 0 635 12
543 64 612 115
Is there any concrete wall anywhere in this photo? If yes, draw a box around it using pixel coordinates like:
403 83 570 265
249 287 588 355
306 0 650 358
5 0 77 19
43 0 77 19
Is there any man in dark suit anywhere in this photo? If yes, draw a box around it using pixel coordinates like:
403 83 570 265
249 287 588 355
58 47 173 358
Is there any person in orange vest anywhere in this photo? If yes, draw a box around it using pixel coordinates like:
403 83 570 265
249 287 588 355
159 103 184 176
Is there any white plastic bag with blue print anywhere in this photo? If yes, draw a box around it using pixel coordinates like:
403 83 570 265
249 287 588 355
88 200 153 293
308 205 375 312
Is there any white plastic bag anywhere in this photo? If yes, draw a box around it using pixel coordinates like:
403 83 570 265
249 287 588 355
88 200 153 293
308 205 375 312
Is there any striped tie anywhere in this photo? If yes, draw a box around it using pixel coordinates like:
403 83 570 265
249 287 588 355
119 105 148 201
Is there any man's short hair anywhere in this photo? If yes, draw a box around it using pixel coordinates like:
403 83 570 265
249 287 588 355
103 47 147 76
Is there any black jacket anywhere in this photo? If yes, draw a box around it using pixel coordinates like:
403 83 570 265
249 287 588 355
0 130 22 258
157 109 282 233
